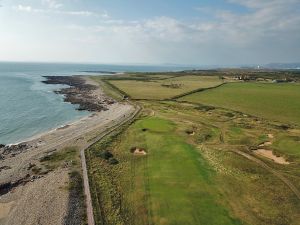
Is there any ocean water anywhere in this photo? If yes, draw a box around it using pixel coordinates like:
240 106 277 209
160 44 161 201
0 62 190 144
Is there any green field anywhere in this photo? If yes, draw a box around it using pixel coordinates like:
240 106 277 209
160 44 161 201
180 83 300 126
108 75 223 99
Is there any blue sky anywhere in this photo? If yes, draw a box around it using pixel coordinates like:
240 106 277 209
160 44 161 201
0 0 300 65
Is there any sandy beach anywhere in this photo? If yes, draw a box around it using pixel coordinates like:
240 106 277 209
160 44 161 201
0 76 135 225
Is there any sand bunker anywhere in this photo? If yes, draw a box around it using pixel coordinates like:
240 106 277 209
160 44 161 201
259 141 272 147
254 149 289 165
0 201 14 219
186 130 195 136
130 147 147 155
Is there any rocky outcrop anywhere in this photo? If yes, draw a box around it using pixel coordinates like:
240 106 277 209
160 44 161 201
0 143 32 160
43 76 116 112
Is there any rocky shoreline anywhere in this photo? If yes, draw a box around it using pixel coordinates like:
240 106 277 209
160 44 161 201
0 76 116 160
42 76 115 112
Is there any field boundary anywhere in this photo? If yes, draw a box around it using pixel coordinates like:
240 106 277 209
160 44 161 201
170 82 226 100
102 79 131 98
103 79 226 101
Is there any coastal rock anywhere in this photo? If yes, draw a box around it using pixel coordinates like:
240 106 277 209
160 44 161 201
1 143 30 159
43 76 113 112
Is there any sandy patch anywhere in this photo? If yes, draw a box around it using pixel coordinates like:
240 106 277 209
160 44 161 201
131 147 147 155
134 149 147 155
186 130 195 136
259 141 272 147
268 134 274 139
254 149 289 165
0 201 14 219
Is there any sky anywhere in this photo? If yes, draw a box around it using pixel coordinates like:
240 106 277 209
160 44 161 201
0 0 300 65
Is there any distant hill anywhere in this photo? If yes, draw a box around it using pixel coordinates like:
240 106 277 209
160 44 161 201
263 63 300 70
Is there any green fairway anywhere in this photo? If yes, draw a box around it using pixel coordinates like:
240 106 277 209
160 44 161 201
126 117 241 225
180 83 300 126
87 117 241 225
108 75 222 99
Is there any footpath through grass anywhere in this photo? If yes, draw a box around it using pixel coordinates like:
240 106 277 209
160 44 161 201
180 83 300 126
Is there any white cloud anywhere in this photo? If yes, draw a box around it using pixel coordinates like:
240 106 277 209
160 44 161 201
42 0 63 9
5 0 300 64
63 10 94 16
13 4 108 18
16 5 32 12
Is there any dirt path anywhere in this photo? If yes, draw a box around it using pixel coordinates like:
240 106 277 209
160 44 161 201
233 150 300 200
80 148 95 225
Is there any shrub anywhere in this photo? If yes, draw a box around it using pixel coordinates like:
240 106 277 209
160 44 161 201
97 150 113 160
108 158 119 165
224 112 235 118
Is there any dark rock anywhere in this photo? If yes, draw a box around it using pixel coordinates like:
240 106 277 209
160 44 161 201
43 76 112 112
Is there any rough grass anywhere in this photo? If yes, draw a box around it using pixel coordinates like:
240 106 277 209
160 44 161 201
180 83 300 126
108 76 222 99
40 146 79 170
272 135 300 161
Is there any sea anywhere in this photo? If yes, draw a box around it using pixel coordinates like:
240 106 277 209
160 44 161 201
0 62 192 144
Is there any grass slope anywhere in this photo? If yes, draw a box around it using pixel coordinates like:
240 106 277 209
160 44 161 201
180 83 300 126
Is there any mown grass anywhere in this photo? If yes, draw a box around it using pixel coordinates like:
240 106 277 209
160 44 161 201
150 101 300 225
180 82 300 126
87 116 242 225
108 76 223 99
272 135 300 161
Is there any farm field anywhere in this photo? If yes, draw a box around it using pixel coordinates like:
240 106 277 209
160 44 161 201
107 75 223 99
180 82 300 126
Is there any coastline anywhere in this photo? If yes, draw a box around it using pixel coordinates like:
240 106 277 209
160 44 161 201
0 75 135 225
4 75 113 146
12 112 92 146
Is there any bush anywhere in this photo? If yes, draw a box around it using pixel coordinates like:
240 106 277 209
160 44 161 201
108 158 119 165
224 112 235 118
97 150 113 160
195 105 215 112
